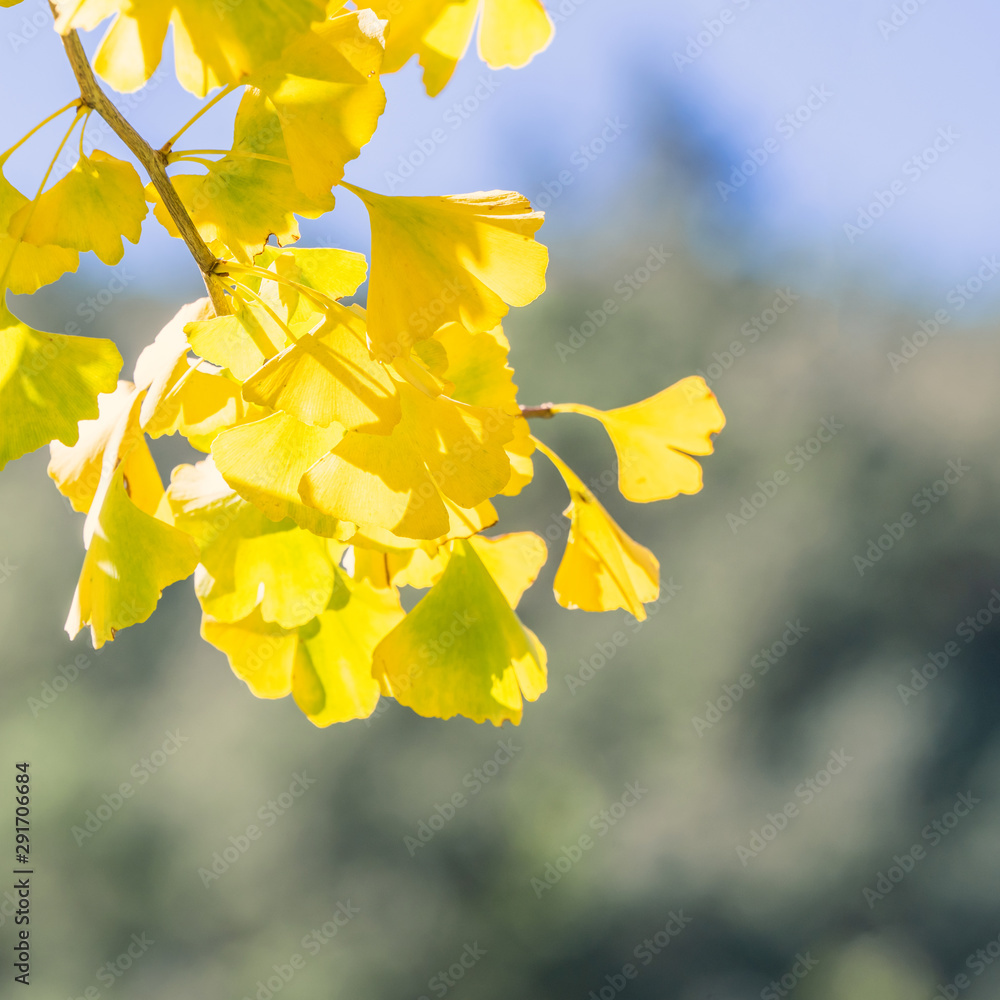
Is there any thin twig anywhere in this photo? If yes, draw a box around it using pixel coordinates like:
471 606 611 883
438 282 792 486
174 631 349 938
57 27 229 315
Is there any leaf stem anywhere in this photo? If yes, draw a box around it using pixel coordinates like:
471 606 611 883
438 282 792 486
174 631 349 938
228 279 301 348
160 84 237 154
57 28 228 315
520 403 556 419
1 99 82 161
170 149 292 167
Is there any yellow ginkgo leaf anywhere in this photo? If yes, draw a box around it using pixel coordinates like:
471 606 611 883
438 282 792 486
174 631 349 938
202 572 402 724
67 464 200 648
372 538 546 725
48 381 137 513
536 439 660 620
245 8 386 200
242 303 401 432
168 458 339 627
257 246 368 316
184 297 287 381
0 304 122 472
431 322 534 495
54 0 328 97
552 377 726 502
342 184 547 360
13 151 147 266
0 158 78 294
201 606 298 699
468 531 546 607
375 0 553 95
212 411 352 539
293 574 403 726
152 96 335 263
300 383 513 540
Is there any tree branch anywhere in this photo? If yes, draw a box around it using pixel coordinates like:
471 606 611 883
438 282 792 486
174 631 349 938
58 28 229 316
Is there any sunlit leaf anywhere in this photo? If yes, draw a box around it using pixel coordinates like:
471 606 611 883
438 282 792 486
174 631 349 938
373 538 546 725
342 184 547 360
552 377 726 502
540 441 660 620
13 151 147 266
54 0 329 96
0 304 122 472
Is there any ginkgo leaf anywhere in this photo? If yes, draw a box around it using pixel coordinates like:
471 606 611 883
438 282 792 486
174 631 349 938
0 158 78 294
54 0 328 97
372 538 546 725
552 377 726 502
48 381 136 513
431 322 534 495
67 463 200 648
293 574 403 725
374 0 552 95
212 411 352 539
300 383 513 540
12 151 147 266
0 304 122 471
201 606 299 699
168 458 339 627
468 531 546 607
245 8 387 200
342 184 547 360
538 440 660 620
257 246 368 315
202 571 402 723
184 298 287 380
151 95 335 262
243 303 400 432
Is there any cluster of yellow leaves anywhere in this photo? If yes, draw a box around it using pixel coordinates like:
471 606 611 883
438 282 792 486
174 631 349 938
1 0 727 729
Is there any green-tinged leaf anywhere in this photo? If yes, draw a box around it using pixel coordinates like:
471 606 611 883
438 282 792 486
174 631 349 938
150 96 335 262
0 158 79 294
373 538 546 725
13 151 147 266
67 463 199 648
54 0 328 96
0 304 122 471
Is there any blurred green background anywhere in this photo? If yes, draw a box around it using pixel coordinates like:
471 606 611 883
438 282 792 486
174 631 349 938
3 1 1000 998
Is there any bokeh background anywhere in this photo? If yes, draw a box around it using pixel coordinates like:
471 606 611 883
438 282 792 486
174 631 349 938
2 0 1000 997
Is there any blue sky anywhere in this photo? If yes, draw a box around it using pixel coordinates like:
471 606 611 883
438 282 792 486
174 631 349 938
1 0 998 318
